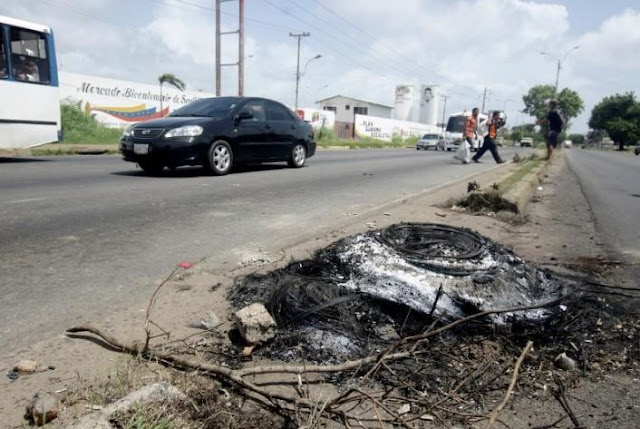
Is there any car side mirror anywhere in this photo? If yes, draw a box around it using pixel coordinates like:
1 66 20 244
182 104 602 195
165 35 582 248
235 110 253 125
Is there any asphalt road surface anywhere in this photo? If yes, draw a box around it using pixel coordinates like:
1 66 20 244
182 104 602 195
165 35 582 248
566 149 640 262
0 148 526 352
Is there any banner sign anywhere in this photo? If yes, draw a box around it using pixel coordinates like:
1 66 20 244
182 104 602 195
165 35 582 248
355 114 440 142
59 71 212 127
294 107 336 130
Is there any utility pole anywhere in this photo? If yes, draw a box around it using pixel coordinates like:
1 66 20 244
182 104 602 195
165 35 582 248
215 0 245 96
215 0 221 96
481 87 488 114
290 32 310 111
238 0 244 96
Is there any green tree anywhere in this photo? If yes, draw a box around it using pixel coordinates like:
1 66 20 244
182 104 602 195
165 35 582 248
522 85 584 134
589 92 640 151
158 73 186 114
567 133 585 146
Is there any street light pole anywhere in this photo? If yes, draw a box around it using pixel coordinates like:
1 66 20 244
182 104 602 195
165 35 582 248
540 45 579 95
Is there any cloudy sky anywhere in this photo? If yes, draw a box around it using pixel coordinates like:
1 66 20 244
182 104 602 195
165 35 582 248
2 0 640 132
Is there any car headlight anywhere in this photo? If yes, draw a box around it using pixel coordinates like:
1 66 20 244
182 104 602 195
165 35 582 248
122 127 132 138
165 125 204 138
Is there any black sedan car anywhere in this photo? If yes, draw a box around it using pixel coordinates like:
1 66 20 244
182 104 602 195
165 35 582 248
120 97 316 175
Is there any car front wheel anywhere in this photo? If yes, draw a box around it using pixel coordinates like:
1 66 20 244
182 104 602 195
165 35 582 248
206 140 233 175
288 143 306 168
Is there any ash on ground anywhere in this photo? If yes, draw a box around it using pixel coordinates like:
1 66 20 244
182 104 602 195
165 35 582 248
232 223 571 362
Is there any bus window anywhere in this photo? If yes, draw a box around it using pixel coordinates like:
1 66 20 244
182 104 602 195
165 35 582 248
0 30 7 78
9 27 49 84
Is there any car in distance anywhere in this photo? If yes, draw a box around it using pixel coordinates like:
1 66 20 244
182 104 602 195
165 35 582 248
520 137 534 147
416 133 440 150
563 139 572 148
635 142 640 156
120 97 316 175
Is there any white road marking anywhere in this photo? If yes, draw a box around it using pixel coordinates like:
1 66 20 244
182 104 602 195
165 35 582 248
7 197 49 204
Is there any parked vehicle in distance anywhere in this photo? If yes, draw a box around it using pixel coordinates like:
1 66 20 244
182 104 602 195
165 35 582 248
563 139 572 148
635 142 640 156
520 137 534 147
120 97 316 175
416 133 440 150
443 111 488 152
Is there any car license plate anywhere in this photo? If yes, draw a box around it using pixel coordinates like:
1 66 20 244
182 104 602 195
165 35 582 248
133 143 149 155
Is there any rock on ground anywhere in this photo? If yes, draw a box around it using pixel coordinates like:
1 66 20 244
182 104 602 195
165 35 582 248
234 303 277 345
25 392 59 426
69 382 185 428
14 359 39 373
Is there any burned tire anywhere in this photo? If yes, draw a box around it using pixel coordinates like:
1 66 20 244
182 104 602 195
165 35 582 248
288 143 306 168
138 159 164 176
206 140 233 175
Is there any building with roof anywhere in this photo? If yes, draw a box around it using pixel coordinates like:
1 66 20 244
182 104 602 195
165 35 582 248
316 95 393 138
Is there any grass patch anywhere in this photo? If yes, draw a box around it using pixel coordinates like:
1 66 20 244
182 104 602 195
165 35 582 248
497 157 542 192
61 102 123 145
315 128 411 149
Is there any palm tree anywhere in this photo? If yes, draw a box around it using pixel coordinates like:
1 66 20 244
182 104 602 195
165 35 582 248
158 73 186 115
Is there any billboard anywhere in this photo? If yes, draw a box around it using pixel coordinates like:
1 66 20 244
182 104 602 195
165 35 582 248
355 114 440 142
59 72 212 127
393 84 414 122
294 107 336 130
418 84 440 125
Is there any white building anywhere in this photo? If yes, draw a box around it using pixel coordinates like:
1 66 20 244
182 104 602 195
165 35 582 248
316 95 393 138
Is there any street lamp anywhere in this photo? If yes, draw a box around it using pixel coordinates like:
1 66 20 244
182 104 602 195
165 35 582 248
295 54 322 110
314 84 329 103
540 45 579 95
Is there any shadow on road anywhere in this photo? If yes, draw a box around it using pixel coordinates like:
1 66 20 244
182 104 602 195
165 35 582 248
111 163 293 178
0 157 52 163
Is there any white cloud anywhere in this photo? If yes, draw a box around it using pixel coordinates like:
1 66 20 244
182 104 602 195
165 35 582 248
577 8 640 70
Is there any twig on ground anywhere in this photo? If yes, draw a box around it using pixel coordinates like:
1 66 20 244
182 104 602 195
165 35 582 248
484 340 533 428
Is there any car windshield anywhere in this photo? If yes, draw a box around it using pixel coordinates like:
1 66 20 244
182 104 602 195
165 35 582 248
422 134 439 139
170 98 238 118
446 116 466 133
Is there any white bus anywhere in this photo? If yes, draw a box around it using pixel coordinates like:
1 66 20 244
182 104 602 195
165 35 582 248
0 15 60 149
443 111 488 152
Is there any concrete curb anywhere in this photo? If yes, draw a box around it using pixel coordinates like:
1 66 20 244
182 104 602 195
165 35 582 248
502 159 550 214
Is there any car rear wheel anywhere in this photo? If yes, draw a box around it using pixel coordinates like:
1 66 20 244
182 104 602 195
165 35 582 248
288 143 306 168
138 159 164 176
206 140 233 175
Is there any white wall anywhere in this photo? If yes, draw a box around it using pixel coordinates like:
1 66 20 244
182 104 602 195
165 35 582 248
316 96 392 123
59 72 212 128
355 114 440 142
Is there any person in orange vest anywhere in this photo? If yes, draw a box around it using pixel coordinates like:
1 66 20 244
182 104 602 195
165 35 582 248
464 108 479 148
472 111 505 164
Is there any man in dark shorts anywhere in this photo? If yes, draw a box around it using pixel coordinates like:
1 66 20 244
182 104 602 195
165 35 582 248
537 100 564 160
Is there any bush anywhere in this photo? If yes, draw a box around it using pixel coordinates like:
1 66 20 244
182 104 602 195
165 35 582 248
61 103 122 144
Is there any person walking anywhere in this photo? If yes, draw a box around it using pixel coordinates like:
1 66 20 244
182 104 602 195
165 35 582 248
473 111 505 164
537 100 564 160
456 107 479 164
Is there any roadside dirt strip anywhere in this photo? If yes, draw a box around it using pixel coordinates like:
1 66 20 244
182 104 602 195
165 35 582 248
2 153 638 428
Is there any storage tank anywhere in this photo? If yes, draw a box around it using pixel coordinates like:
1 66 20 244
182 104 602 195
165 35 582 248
418 84 440 125
393 85 414 121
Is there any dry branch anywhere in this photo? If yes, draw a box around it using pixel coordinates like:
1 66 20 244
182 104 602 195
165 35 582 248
484 340 533 428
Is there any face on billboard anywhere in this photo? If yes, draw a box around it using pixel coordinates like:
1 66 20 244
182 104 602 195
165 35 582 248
423 87 433 103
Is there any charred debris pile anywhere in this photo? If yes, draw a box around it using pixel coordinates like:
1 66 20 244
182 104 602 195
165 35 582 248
231 224 637 367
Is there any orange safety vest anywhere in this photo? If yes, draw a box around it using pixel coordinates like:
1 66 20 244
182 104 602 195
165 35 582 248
488 118 498 139
464 115 477 138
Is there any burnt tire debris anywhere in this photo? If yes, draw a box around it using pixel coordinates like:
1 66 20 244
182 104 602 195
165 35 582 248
232 223 570 361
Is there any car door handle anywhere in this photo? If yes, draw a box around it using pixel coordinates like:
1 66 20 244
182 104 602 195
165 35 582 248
290 125 296 130
265 124 272 130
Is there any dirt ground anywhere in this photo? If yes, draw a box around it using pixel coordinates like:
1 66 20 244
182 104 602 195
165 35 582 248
1 152 638 428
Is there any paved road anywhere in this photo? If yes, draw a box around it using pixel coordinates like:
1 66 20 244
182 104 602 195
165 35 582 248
0 148 525 352
566 149 640 261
